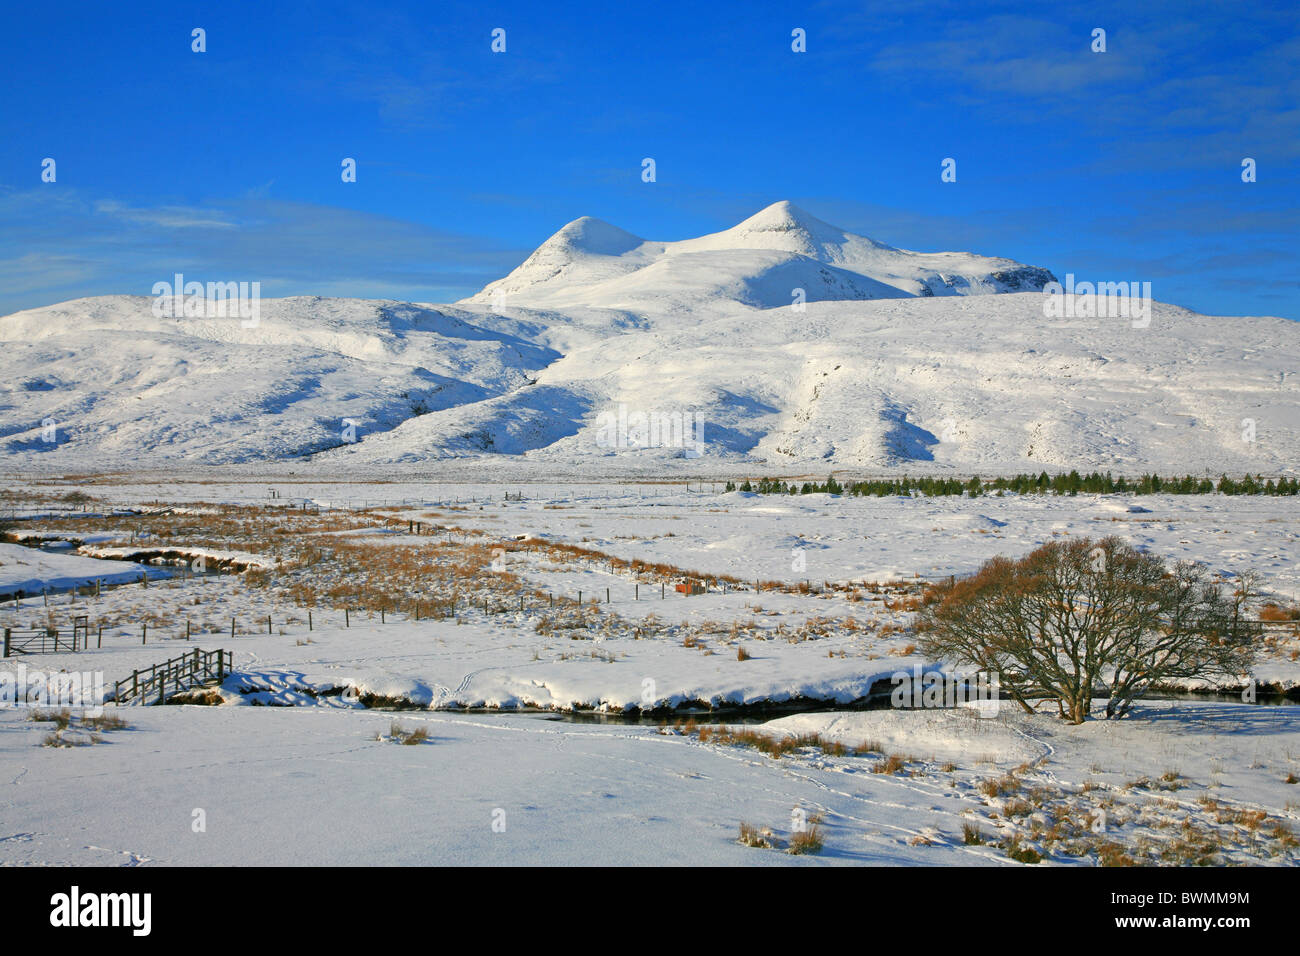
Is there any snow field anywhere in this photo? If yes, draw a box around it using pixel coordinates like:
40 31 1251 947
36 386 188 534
1 480 1298 865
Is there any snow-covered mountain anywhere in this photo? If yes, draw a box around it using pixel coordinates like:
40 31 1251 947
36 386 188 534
469 201 1057 312
3 202 1296 473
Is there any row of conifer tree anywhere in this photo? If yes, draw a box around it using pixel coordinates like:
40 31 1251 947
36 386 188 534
722 472 1300 497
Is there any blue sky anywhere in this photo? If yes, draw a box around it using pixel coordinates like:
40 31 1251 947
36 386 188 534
2 0 1296 317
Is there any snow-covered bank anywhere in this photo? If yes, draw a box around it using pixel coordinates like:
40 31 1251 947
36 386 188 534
78 544 271 571
0 542 163 597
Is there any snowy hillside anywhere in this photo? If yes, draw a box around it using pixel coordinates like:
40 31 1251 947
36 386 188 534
2 202 1296 472
320 292 1300 473
0 296 559 464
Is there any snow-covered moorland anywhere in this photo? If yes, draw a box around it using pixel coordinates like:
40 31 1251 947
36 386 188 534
1 479 1297 866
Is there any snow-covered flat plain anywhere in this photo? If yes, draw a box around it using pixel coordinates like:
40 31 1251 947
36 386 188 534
4 481 1298 700
10 478 1299 596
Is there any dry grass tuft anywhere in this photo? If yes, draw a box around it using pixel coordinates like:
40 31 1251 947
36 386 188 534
737 822 773 848
1002 836 1043 864
787 823 825 855
83 714 129 731
1096 840 1139 866
42 731 85 748
29 709 73 730
383 721 431 745
700 725 863 761
1260 602 1300 622
979 774 1020 798
872 753 910 775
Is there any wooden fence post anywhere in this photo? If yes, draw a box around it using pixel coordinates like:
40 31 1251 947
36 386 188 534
142 623 147 645
308 610 312 631
3 628 8 658
97 623 102 648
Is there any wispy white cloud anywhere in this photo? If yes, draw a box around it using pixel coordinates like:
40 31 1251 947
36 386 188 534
854 2 1300 162
0 253 102 296
92 200 238 229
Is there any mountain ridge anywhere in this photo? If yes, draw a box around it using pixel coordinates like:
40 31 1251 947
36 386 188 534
467 200 1059 309
2 203 1295 473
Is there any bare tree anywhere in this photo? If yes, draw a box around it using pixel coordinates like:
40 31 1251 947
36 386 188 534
61 490 92 509
917 537 1260 723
